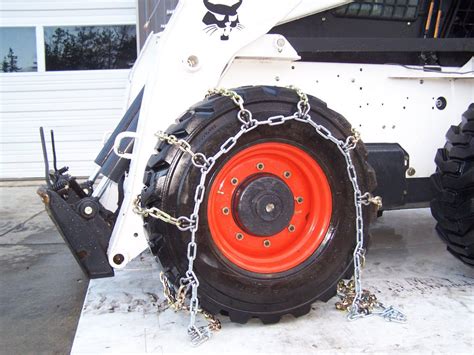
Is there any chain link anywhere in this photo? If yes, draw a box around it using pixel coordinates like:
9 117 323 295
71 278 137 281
159 271 221 344
206 88 245 111
336 279 407 323
135 86 405 345
133 196 182 227
155 131 212 170
360 192 383 210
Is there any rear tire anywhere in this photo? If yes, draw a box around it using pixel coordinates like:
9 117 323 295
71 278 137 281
430 103 474 265
141 86 376 323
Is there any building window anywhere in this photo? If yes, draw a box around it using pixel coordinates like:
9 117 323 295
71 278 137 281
44 25 137 71
333 0 420 21
0 27 37 72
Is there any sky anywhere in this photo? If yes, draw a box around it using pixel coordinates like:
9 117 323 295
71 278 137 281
0 27 37 72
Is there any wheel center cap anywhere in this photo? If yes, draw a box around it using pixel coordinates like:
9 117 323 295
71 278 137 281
254 193 283 222
265 203 275 213
232 174 294 236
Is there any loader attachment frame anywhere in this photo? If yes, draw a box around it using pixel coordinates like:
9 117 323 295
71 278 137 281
37 187 114 278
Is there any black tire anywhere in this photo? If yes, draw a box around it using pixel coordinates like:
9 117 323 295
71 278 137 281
430 103 474 265
141 86 376 323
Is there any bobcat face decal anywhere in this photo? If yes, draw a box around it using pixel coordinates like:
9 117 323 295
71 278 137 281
202 0 244 41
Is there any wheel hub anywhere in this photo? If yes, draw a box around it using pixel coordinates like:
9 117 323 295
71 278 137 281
207 142 332 274
233 174 294 236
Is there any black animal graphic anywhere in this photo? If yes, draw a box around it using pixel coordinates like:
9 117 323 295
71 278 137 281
202 0 244 40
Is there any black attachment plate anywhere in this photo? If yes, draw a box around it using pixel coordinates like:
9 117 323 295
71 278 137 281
37 187 114 279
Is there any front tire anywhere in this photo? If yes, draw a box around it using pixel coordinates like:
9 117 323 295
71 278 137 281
142 86 376 323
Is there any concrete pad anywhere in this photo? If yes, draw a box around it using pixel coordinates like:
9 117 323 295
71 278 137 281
0 185 89 354
0 244 89 354
71 208 474 354
0 186 60 245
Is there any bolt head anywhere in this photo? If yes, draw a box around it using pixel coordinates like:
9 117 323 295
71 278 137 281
231 177 239 185
265 203 275 213
84 206 93 215
187 55 199 68
222 207 230 215
284 171 292 179
276 38 286 48
236 233 244 241
296 196 304 204
288 224 296 232
113 254 125 265
257 163 265 170
263 240 271 248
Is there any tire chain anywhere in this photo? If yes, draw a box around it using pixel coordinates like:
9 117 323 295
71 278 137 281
135 86 406 346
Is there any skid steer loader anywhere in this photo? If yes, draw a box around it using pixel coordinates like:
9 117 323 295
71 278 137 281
38 0 473 344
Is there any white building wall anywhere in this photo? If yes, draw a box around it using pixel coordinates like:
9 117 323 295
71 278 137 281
0 0 136 26
0 0 137 179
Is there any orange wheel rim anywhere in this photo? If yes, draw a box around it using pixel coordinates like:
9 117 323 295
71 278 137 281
207 142 332 274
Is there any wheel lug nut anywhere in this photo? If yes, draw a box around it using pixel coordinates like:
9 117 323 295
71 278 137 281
231 177 239 185
256 162 265 170
284 171 291 178
288 224 296 232
263 240 271 247
222 207 230 215
236 233 244 240
296 196 304 204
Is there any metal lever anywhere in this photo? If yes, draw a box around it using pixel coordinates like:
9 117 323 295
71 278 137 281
50 129 58 172
39 127 52 188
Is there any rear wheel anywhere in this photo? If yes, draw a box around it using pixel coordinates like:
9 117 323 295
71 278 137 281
142 86 376 323
430 103 474 265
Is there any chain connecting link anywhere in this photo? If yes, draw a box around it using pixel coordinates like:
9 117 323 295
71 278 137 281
360 192 383 210
135 85 405 345
156 131 212 170
207 88 245 110
133 196 194 231
132 130 215 232
336 280 407 323
159 272 221 344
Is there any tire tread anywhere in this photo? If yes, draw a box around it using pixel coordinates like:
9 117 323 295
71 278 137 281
431 104 474 265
